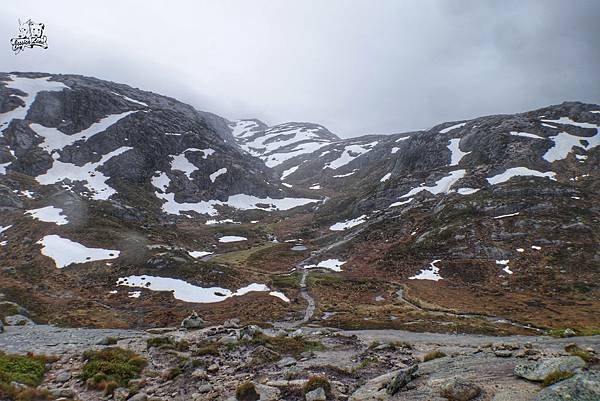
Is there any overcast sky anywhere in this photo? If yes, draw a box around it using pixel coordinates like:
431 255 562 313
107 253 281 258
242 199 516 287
1 1 599 137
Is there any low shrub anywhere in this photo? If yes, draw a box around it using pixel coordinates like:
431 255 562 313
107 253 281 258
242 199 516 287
82 347 146 389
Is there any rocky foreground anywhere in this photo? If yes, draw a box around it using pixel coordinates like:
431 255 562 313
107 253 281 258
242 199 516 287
1 318 599 401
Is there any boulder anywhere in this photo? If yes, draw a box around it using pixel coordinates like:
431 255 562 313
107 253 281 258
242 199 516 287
440 377 481 401
533 371 600 401
515 356 586 382
181 311 206 329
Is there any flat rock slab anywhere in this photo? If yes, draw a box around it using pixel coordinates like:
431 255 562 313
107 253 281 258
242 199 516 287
533 371 600 401
514 356 586 382
0 325 146 354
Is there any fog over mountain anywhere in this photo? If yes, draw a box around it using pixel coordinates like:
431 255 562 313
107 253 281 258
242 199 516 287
1 0 599 137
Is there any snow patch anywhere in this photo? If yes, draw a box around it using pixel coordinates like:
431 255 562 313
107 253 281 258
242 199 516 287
486 167 556 185
447 138 470 166
117 275 279 303
329 215 367 231
324 142 378 170
305 259 346 272
380 173 392 182
510 131 545 140
26 206 68 225
400 170 466 198
188 251 213 258
218 236 247 243
37 234 119 268
209 168 227 183
410 259 442 281
439 122 466 134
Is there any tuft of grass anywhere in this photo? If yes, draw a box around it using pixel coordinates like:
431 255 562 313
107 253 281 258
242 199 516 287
162 367 181 381
147 336 190 352
422 350 447 362
0 385 57 401
249 334 324 358
303 375 331 396
82 347 146 388
351 356 378 372
542 370 575 387
0 351 50 387
236 381 260 401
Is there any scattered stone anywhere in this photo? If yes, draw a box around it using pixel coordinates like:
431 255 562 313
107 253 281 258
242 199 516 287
305 387 327 401
207 364 219 373
387 364 418 395
533 371 600 401
223 318 240 328
181 311 207 329
514 356 586 382
440 377 481 401
562 328 577 338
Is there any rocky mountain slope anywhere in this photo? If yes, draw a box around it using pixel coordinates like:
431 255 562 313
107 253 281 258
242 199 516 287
1 72 599 341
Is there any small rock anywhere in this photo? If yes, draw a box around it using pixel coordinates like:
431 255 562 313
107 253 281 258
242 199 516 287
440 377 481 401
251 345 281 364
255 384 280 401
223 318 240 328
55 371 71 383
129 393 148 401
277 356 297 368
305 387 327 401
514 356 586 382
197 384 212 393
207 364 219 373
387 364 418 395
562 328 576 338
181 311 207 329
494 350 513 358
218 335 238 345
239 324 262 339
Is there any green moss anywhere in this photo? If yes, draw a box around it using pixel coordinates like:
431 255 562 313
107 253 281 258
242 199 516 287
0 351 49 387
542 370 575 387
82 347 146 387
565 344 597 363
271 273 300 288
